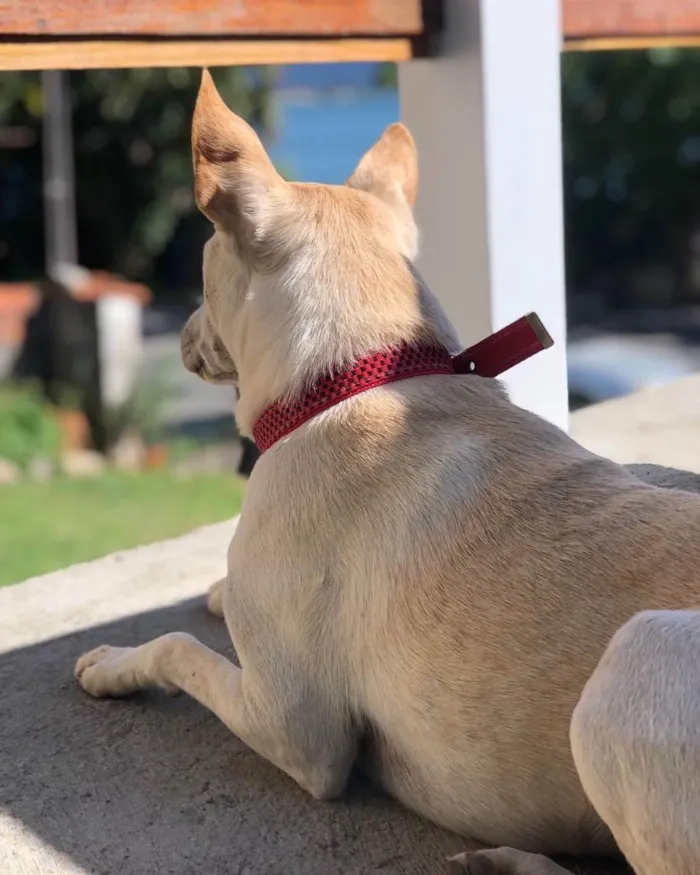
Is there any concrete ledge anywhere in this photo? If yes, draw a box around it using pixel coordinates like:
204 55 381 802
571 372 700 473
0 520 233 652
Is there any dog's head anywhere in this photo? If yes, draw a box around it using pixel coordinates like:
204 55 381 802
182 70 457 431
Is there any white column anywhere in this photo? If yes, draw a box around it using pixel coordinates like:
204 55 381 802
399 0 568 430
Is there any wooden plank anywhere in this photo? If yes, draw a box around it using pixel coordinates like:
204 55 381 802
0 0 425 37
564 34 700 51
0 37 414 71
563 0 700 40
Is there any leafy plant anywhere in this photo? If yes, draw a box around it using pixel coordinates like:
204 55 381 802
0 385 61 470
562 48 700 306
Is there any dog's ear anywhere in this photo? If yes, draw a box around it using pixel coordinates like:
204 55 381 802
346 122 418 209
192 69 285 238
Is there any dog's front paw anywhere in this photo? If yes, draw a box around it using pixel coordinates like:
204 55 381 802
75 644 142 698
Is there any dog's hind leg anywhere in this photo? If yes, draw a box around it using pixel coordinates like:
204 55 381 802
571 609 700 875
75 631 356 801
206 578 226 617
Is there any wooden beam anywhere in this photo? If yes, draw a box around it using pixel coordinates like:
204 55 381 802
564 34 700 51
0 0 428 37
563 0 700 41
0 38 414 71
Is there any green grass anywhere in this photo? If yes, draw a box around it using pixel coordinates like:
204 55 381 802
0 471 246 587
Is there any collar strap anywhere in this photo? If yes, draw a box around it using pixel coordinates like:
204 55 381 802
252 312 552 453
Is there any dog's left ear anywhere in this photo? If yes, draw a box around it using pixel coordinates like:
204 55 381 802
346 122 418 209
192 69 286 240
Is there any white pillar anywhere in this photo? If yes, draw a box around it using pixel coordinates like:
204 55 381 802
97 295 144 410
399 0 568 430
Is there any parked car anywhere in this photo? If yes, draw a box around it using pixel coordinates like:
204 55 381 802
567 333 700 411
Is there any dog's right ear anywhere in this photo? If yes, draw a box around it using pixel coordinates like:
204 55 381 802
347 122 418 209
192 69 285 239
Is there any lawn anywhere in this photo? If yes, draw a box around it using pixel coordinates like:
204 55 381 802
0 471 246 586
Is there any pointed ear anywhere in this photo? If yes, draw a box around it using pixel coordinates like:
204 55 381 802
346 122 418 209
192 69 285 237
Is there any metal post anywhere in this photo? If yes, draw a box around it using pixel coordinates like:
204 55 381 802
41 69 79 277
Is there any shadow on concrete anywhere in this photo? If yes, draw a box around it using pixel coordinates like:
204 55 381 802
0 596 629 875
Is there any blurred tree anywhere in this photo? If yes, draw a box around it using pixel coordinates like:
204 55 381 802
375 63 398 89
0 67 275 298
562 48 700 313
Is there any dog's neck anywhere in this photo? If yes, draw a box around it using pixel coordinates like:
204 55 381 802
251 342 456 452
249 313 553 453
232 266 454 438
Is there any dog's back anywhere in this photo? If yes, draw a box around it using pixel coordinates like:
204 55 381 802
237 370 700 854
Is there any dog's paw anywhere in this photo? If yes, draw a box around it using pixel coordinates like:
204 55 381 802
446 852 497 874
75 644 141 698
446 849 570 875
206 578 226 618
76 643 181 699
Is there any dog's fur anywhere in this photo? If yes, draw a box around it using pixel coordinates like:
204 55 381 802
76 72 700 875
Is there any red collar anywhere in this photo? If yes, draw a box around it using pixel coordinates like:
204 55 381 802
252 312 552 453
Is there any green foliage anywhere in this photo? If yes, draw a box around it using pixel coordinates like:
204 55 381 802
0 385 61 470
562 48 700 304
0 67 275 295
375 63 398 89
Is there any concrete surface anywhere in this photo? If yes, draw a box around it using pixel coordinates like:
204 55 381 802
0 521 636 875
571 371 700 473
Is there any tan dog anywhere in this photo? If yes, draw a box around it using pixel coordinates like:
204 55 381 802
76 71 700 875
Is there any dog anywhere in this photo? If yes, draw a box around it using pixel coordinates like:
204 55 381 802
76 71 700 875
